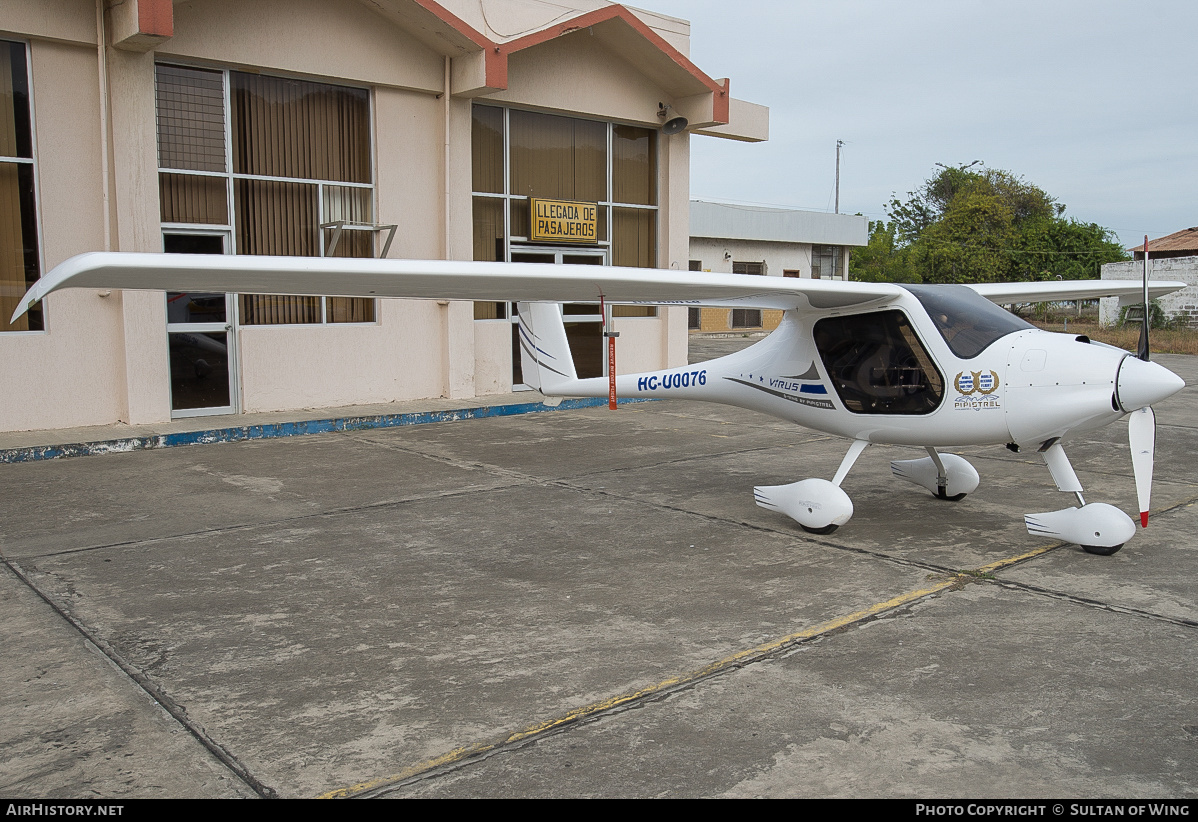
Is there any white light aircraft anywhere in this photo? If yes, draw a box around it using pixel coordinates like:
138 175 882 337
13 252 1187 555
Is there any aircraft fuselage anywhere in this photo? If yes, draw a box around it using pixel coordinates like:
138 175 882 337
571 288 1180 450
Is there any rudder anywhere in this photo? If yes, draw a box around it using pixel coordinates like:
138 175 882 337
516 302 578 394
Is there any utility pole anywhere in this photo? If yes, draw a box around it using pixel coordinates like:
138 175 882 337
834 139 844 214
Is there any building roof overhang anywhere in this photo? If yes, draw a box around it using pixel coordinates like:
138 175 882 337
493 5 729 127
119 0 761 138
1130 227 1198 257
690 201 871 248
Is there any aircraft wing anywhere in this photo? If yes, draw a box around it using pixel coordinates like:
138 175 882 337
14 253 1185 325
966 279 1187 306
11 252 905 323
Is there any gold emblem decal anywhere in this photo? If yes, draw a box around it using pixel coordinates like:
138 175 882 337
954 370 999 395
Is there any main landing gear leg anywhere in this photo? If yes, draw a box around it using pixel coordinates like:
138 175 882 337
1023 441 1135 555
754 440 869 535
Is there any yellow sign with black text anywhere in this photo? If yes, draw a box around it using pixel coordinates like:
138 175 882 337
530 198 598 244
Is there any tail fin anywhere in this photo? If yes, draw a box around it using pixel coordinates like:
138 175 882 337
516 302 578 395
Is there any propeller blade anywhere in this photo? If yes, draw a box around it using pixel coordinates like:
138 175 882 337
1128 406 1156 527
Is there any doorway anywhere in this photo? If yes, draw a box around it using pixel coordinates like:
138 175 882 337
509 246 607 387
163 232 238 417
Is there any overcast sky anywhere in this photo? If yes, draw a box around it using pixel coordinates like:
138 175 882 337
641 0 1197 248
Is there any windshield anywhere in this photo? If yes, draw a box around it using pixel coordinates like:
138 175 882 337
902 284 1033 359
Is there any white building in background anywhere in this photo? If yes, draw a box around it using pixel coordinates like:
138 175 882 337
0 0 768 433
1100 227 1198 326
687 201 868 333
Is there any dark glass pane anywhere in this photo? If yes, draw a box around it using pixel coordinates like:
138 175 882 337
0 162 40 332
613 207 655 268
166 291 227 324
155 64 226 172
511 320 524 385
169 331 231 410
563 303 600 315
565 320 602 379
164 233 225 255
473 197 504 261
0 41 32 159
159 173 229 224
509 109 605 202
613 125 655 205
231 72 369 183
731 309 762 328
164 233 227 325
472 104 503 194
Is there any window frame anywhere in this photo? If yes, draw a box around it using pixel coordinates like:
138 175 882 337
155 62 379 326
813 308 946 416
730 261 764 328
470 103 660 321
1 38 44 335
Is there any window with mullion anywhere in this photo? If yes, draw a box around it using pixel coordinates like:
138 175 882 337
470 104 659 320
0 40 40 333
155 64 376 325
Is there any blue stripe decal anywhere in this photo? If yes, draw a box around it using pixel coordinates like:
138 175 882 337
799 384 828 395
0 398 656 464
517 321 556 360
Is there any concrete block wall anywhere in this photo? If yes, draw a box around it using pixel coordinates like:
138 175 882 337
1100 257 1198 326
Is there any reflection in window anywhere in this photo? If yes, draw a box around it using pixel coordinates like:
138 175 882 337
814 310 944 415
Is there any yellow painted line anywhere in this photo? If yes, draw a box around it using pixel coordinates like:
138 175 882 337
318 574 969 799
323 495 1198 797
972 541 1064 576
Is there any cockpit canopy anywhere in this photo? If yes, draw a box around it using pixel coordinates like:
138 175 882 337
902 284 1034 359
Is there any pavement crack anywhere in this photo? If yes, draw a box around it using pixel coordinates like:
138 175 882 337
319 573 965 799
12 481 528 560
0 559 279 799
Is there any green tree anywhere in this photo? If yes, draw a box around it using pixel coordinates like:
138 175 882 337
877 164 1127 284
1008 216 1126 281
849 220 915 282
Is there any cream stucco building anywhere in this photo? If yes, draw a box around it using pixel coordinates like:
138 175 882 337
687 200 868 333
0 0 767 432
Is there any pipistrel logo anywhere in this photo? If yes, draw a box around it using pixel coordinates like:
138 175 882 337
954 370 1001 410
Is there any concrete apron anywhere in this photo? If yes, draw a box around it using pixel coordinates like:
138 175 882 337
1 353 1196 798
